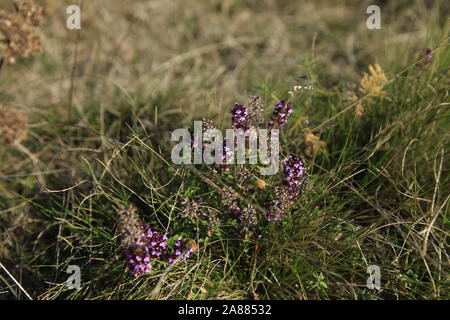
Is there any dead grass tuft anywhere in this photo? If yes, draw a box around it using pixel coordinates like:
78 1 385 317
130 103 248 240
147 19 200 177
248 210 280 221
0 0 42 64
0 105 28 145
359 63 388 98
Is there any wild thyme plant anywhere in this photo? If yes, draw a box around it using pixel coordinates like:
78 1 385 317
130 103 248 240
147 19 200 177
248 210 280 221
180 94 309 240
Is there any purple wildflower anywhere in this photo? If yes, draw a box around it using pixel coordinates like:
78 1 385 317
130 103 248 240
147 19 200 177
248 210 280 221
422 48 433 65
125 223 193 277
126 246 152 277
231 103 251 132
237 204 259 238
269 101 293 128
413 48 433 76
264 156 308 221
282 155 307 190
167 237 194 263
213 136 234 173
264 185 300 221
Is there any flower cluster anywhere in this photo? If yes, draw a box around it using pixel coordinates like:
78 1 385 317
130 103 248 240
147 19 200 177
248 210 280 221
359 64 388 98
248 95 264 126
288 84 313 96
0 1 43 65
118 206 194 277
237 204 261 238
282 155 307 191
231 103 251 132
180 196 220 228
0 105 28 145
125 224 194 276
168 237 194 263
117 206 142 247
125 242 152 276
213 136 234 173
220 186 241 212
14 0 43 27
269 101 293 128
414 48 433 73
264 185 296 221
236 165 254 191
421 48 433 66
408 48 435 85
264 156 308 221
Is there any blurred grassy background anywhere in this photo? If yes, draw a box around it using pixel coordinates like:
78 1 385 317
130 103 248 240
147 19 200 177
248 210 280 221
1 0 447 119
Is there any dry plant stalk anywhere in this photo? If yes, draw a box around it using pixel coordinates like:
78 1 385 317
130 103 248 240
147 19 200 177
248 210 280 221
345 90 364 117
117 205 142 247
343 64 387 118
359 63 388 98
304 128 325 156
0 105 28 145
0 0 43 64
0 104 43 181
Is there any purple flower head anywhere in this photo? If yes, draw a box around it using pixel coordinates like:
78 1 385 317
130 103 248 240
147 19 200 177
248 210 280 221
416 48 433 69
231 103 251 132
282 156 306 190
213 136 233 173
264 157 308 221
126 246 152 277
125 223 193 276
422 48 433 62
269 101 293 128
264 210 283 222
167 237 194 262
